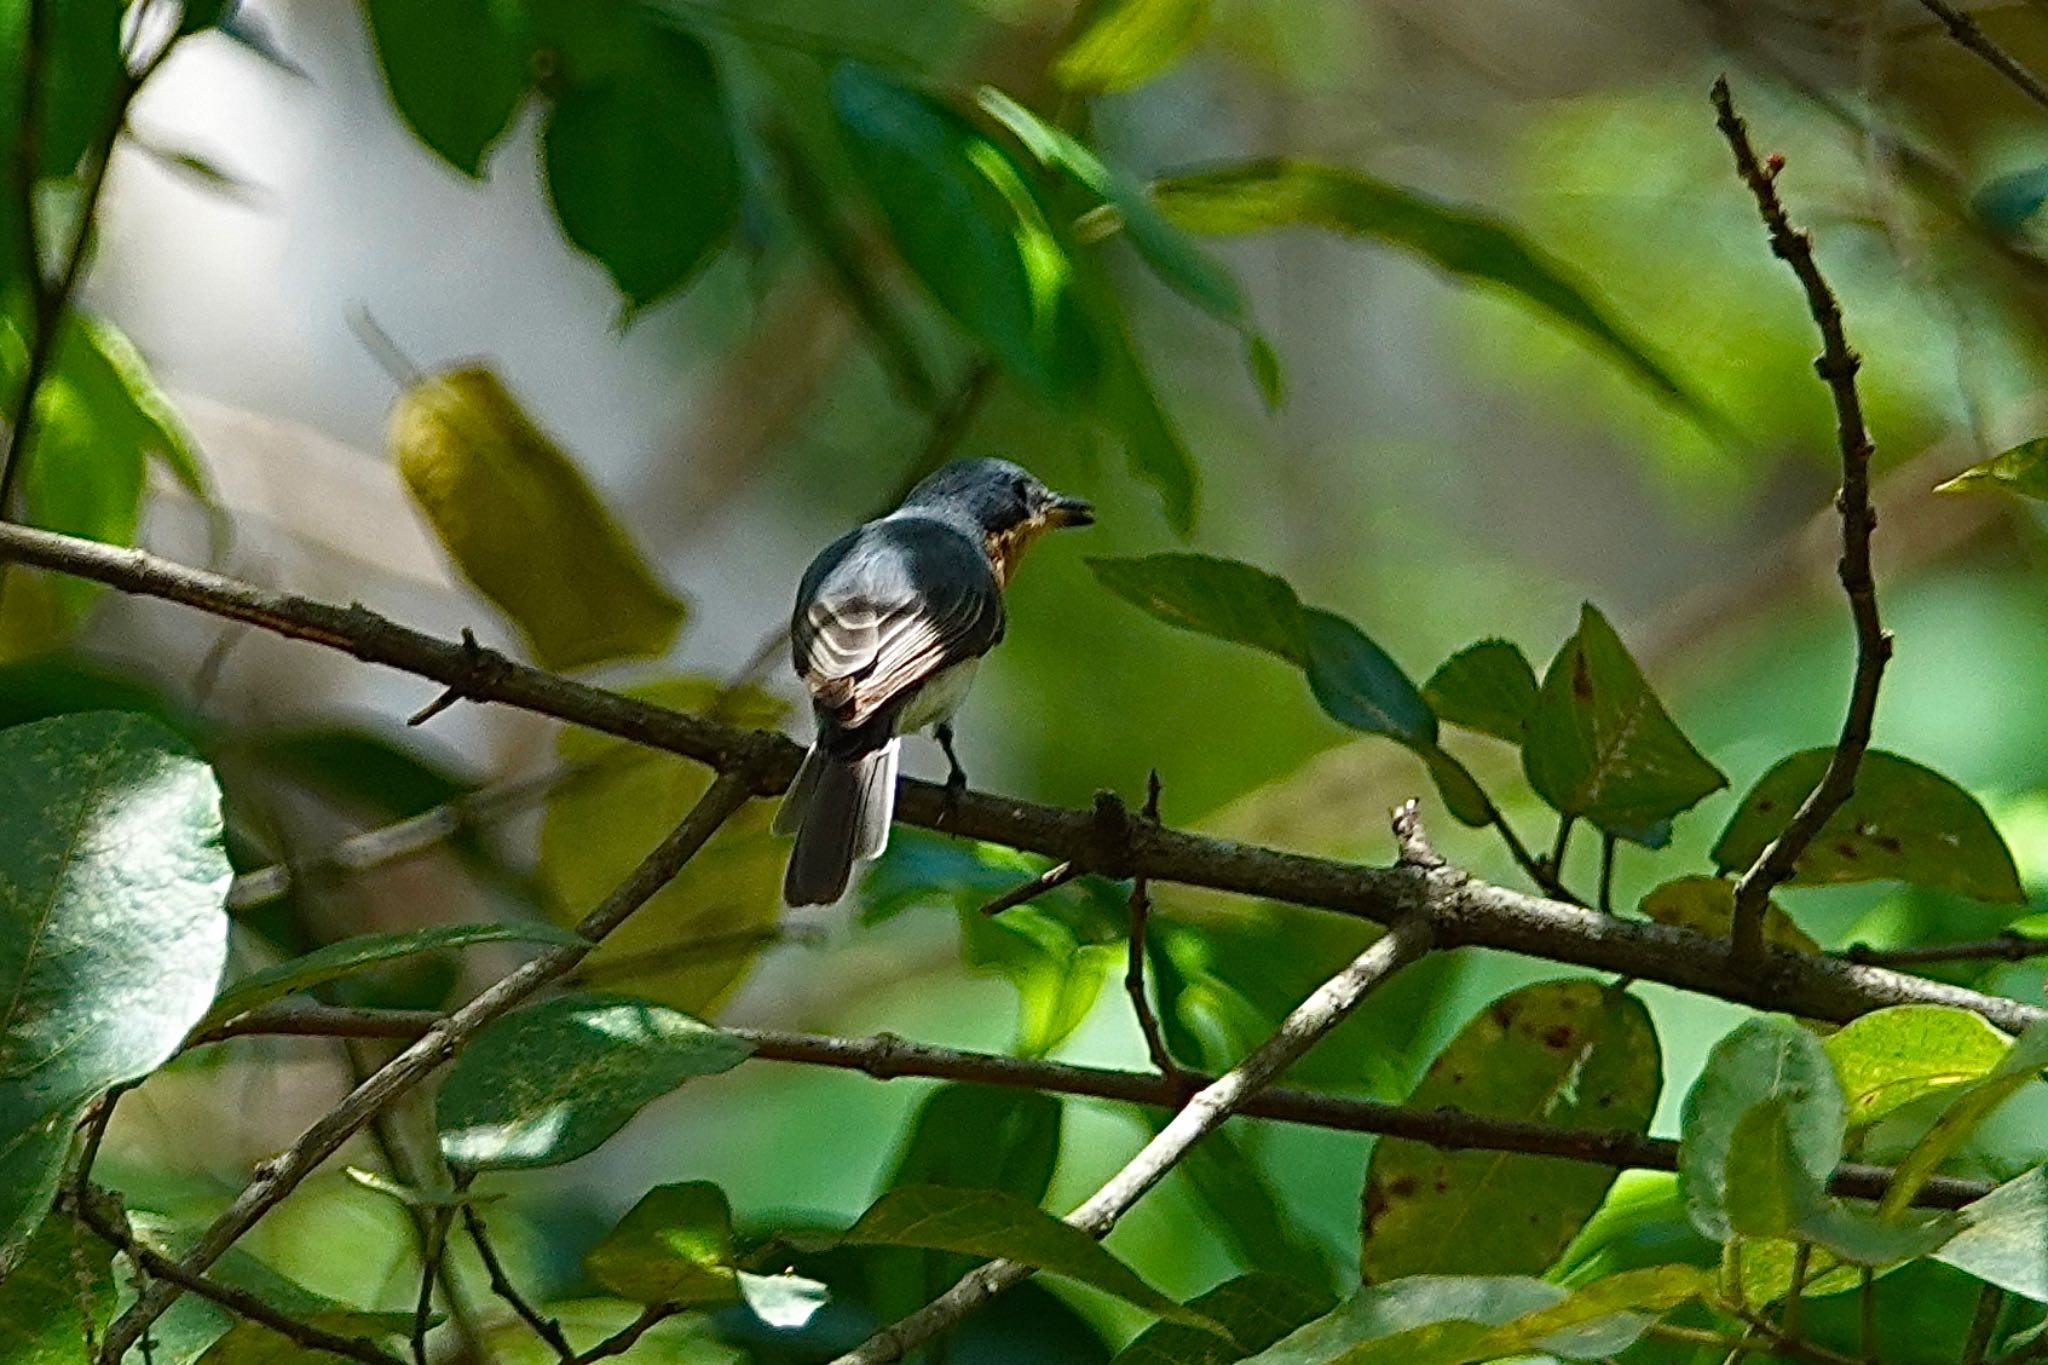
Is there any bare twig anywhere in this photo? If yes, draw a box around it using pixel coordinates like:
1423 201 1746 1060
409 1206 452 1365
1909 0 2048 113
1712 80 1892 967
829 901 1437 1362
1123 772 1183 1090
1964 1284 2005 1365
1841 933 2048 967
97 770 763 1361
977 859 1084 917
7 521 2048 1037
461 1200 575 1362
571 1303 683 1364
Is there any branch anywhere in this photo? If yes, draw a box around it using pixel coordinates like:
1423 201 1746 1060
97 770 762 1362
1121 771 1183 1089
1842 933 2048 967
195 1000 1992 1211
1712 80 1892 967
830 907 1439 1363
1910 0 2048 114
461 1200 575 1363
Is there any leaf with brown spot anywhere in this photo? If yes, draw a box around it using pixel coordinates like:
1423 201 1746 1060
1637 876 1817 954
1361 981 1661 1281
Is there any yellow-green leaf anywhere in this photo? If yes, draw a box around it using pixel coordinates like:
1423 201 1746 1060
1638 876 1817 955
1934 438 2048 501
391 366 686 671
1824 1005 2012 1129
1055 0 1210 93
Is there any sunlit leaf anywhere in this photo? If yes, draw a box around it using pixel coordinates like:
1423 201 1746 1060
364 0 530 175
1523 604 1725 845
844 1185 1221 1330
390 365 687 671
1824 1005 2012 1129
1147 160 1717 430
202 922 584 1028
1423 640 1538 745
1934 437 2048 502
1711 750 2023 904
1881 1022 2048 1218
1637 876 1817 955
1678 1018 1841 1244
0 1208 114 1365
436 993 753 1171
59 315 213 503
542 27 740 309
0 713 230 1268
960 900 1121 1057
586 1180 826 1329
1363 982 1660 1281
1055 0 1210 92
1110 1273 1335 1365
1937 1166 2048 1300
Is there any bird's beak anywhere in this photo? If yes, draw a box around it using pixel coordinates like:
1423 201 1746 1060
1044 494 1095 528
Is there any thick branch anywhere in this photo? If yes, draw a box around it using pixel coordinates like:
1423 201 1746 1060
1713 80 1891 966
97 770 761 1362
830 910 1439 1363
196 1000 1992 1211
4 523 2045 1036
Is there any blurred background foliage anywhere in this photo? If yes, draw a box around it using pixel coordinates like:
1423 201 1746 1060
16 0 2048 1358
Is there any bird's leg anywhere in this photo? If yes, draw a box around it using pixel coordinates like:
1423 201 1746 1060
935 722 968 823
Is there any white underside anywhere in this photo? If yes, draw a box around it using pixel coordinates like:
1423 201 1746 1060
896 659 979 733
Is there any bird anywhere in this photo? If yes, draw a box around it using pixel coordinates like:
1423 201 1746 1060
774 458 1095 906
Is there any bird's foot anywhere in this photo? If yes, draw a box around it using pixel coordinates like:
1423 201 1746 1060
936 723 968 828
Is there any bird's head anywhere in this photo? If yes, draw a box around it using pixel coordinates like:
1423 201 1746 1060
901 458 1094 582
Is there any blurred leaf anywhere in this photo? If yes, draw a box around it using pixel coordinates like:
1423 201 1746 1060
1423 640 1537 745
541 677 785 1014
1678 1018 1842 1244
961 900 1121 1056
390 365 687 671
1524 604 1725 845
1934 437 2048 501
1824 1005 2011 1129
59 315 213 503
1169 1124 1333 1288
0 712 229 1269
243 727 471 820
831 61 1094 404
1055 0 1209 92
202 922 583 1027
976 86 1275 406
1974 166 2048 233
1882 1021 2048 1218
1147 160 1717 430
1637 876 1817 954
1110 1272 1335 1365
1721 1098 1818 1239
1795 1200 1958 1268
436 993 753 1171
1088 553 1307 663
543 27 739 310
1363 981 1660 1281
364 0 529 175
1420 746 1493 828
587 1181 826 1329
0 1208 114 1365
1239 1267 1707 1364
35 0 121 177
1089 302 1201 533
1301 608 1436 748
1936 1165 2048 1300
179 0 235 34
480 1298 738 1364
1711 750 2023 904
889 1084 1063 1198
843 1185 1221 1330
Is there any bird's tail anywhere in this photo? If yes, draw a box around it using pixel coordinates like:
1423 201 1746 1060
775 738 899 905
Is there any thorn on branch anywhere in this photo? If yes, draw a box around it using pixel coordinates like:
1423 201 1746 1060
408 629 508 726
1391 799 1444 870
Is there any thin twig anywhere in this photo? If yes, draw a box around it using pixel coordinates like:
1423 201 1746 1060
1841 933 2048 967
1964 1284 2005 1365
1859 1267 1878 1364
97 770 763 1362
1123 771 1184 1090
461 1200 575 1363
409 1206 452 1365
830 897 1437 1363
571 1303 683 1364
977 860 1084 917
1712 79 1892 967
1597 835 1618 915
1909 0 2048 113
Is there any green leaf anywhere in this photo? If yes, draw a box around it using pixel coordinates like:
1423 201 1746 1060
1087 553 1308 663
1881 1021 2048 1218
1794 1200 1958 1268
1055 0 1209 92
1933 437 2048 501
0 712 230 1268
1146 160 1718 430
1423 640 1538 745
202 922 585 1027
1936 1165 2048 1300
585 1180 825 1329
364 0 530 176
540 677 786 1014
390 365 688 671
1711 750 2023 904
1523 604 1726 845
831 61 1094 404
542 28 740 310
1110 1273 1336 1365
1301 608 1436 748
1363 981 1661 1280
58 315 213 503
1721 1098 1820 1239
1420 747 1493 829
436 993 753 1171
960 901 1120 1057
1824 1005 2012 1129
1678 1018 1842 1244
1170 1125 1333 1288
842 1185 1221 1330
1089 301 1202 533
0 1208 114 1365
35 0 122 177
1637 876 1818 954
889 1084 1064 1199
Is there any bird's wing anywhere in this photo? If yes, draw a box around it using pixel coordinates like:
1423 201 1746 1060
793 519 1002 730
